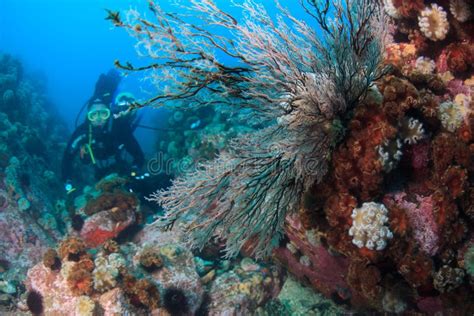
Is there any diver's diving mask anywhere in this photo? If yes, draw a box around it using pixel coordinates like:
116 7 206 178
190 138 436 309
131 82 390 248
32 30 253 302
87 108 111 122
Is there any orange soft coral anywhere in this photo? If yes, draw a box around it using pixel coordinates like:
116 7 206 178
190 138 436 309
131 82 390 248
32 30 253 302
324 192 357 229
392 0 425 18
418 90 441 121
332 104 397 200
67 268 93 296
458 122 472 143
384 44 418 72
58 236 86 261
379 76 420 120
122 273 160 310
347 259 383 310
383 195 410 237
408 29 429 52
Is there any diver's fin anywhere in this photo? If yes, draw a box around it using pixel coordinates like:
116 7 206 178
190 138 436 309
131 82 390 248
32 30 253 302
92 69 121 105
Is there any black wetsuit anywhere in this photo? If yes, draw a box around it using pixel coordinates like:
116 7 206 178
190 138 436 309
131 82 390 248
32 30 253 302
62 117 145 182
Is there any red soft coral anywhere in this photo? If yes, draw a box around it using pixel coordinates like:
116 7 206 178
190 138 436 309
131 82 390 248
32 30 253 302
324 192 357 228
445 43 473 74
332 104 396 200
441 166 468 199
398 243 434 288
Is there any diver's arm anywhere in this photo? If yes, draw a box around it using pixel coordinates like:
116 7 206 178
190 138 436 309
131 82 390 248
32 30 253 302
121 126 145 169
61 125 87 182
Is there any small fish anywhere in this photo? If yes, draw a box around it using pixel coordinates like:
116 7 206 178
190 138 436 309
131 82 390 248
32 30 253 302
190 119 201 129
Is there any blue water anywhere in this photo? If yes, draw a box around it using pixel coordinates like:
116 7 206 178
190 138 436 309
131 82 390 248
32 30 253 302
0 0 164 153
0 0 310 154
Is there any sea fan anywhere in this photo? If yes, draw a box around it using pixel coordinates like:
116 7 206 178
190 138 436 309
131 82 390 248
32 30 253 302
119 0 388 258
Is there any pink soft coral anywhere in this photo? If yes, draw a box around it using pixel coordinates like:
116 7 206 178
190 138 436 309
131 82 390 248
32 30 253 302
391 192 439 256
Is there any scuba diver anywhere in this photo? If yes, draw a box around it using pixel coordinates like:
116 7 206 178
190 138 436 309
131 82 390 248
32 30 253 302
61 70 145 194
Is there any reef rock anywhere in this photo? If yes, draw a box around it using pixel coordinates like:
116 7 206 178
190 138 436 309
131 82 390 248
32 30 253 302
135 225 204 314
207 258 282 315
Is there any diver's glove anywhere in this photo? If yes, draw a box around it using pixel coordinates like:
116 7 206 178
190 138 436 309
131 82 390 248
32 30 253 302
64 180 77 195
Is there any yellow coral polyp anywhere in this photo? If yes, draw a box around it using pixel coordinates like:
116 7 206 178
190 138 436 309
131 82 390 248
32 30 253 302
454 94 472 123
92 253 124 292
415 57 436 75
75 296 96 316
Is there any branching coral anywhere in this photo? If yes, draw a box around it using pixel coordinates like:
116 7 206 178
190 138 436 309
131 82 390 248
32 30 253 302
348 202 393 251
418 4 450 41
120 0 390 258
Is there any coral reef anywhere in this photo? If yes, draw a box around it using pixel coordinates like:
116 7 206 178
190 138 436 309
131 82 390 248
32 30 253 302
206 257 282 315
7 0 474 314
0 55 69 312
23 217 284 315
71 175 140 247
271 0 474 313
